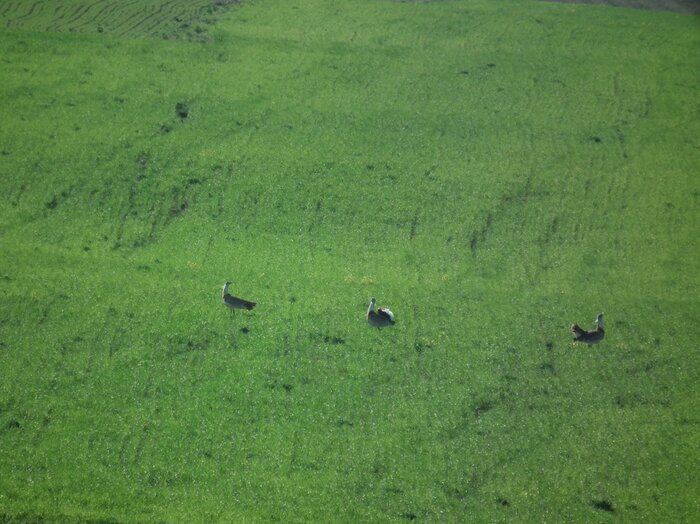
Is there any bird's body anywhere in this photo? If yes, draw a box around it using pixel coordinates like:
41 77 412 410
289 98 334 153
222 282 256 311
366 298 395 327
571 313 605 344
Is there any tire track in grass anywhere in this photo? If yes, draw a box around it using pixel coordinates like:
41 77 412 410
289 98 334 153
88 0 132 33
51 3 94 33
2 0 235 37
121 0 178 38
0 2 23 24
99 0 144 36
0 2 20 17
111 1 161 37
141 0 193 36
46 4 67 31
119 422 151 467
79 0 120 31
5 1 42 27
140 0 202 38
58 1 114 33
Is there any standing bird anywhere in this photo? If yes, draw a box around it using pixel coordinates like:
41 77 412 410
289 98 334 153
571 313 605 344
366 298 395 327
222 281 256 311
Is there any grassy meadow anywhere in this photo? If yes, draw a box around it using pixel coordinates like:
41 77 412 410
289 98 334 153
1 0 699 521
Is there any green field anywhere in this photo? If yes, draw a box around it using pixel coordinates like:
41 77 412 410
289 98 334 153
1 0 699 521
0 0 235 40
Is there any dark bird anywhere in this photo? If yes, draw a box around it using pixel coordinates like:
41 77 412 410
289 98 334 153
366 298 395 328
571 313 605 344
222 281 256 311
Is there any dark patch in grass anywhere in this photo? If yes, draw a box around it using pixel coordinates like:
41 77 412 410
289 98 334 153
627 360 655 375
414 334 433 354
614 127 628 159
170 337 209 356
539 362 556 374
137 151 150 168
289 296 297 303
337 418 354 427
487 63 496 67
176 102 189 119
592 499 615 513
615 395 628 408
170 199 189 217
282 383 293 393
136 265 150 271
409 212 419 239
323 334 345 345
460 70 469 74
46 196 59 209
6 419 20 430
240 326 250 334
589 136 602 143
474 400 493 417
545 340 554 350
402 512 417 521
544 216 559 243
160 124 172 134
497 497 510 507
470 212 493 253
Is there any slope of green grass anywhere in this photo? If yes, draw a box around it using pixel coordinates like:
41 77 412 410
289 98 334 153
1 0 699 521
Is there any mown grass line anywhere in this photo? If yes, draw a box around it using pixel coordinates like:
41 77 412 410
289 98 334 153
51 1 103 32
0 0 236 38
118 1 183 38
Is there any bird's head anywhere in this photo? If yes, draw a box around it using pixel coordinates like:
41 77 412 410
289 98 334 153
596 313 604 329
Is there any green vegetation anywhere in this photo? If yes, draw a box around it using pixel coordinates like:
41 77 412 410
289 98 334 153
0 0 234 40
1 0 699 521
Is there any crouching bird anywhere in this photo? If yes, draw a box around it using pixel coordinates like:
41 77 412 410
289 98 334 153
571 313 605 344
222 281 256 311
366 298 395 327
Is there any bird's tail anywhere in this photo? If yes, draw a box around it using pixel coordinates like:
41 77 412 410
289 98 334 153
245 301 256 310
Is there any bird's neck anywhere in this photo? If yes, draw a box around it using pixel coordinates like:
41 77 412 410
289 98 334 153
222 283 229 297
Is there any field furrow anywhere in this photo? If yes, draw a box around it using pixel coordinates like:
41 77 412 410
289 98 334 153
0 0 233 38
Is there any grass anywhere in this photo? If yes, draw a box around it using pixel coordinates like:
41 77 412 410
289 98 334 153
1 0 699 521
0 0 234 40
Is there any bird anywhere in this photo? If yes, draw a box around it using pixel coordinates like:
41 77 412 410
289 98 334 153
222 281 256 311
571 313 605 344
366 298 395 327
